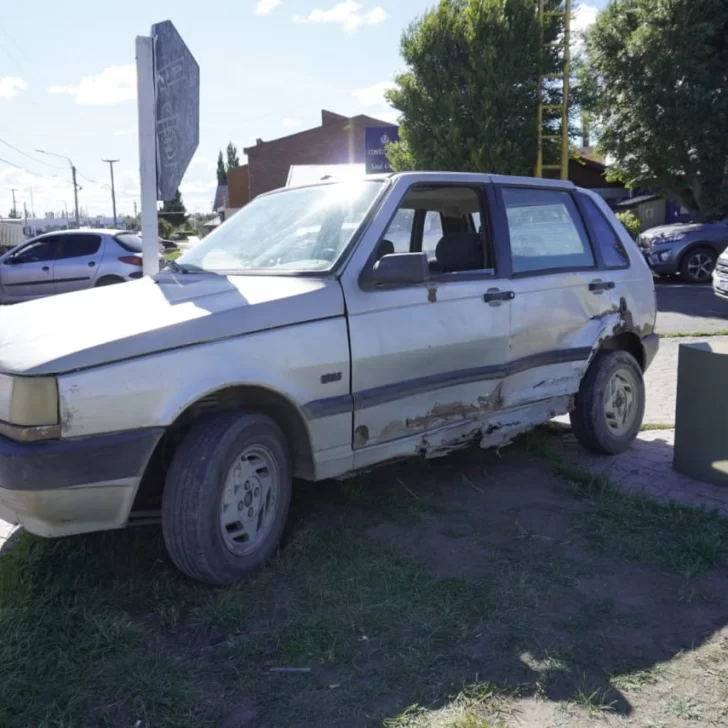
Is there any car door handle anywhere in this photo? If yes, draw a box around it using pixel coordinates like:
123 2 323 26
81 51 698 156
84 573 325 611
589 280 615 292
483 289 515 303
42 266 50 272
88 261 96 267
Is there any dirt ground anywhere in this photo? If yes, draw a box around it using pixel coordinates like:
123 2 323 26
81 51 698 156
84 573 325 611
1 435 727 727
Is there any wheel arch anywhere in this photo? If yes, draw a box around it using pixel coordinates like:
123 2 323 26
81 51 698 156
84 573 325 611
132 384 315 515
677 240 717 266
599 331 645 371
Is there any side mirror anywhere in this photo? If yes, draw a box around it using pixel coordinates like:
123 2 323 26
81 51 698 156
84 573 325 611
372 252 429 286
4 255 16 265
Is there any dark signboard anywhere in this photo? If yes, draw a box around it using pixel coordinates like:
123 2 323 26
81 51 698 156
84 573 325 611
364 126 399 174
151 20 200 201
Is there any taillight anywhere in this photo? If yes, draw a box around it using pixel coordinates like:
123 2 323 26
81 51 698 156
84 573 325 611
118 255 143 266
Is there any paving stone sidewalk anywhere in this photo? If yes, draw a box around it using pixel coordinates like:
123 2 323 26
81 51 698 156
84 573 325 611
643 335 728 424
555 427 728 518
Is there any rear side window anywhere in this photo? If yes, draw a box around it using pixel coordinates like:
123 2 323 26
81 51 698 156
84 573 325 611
115 233 143 253
55 234 102 260
580 195 630 268
502 187 595 275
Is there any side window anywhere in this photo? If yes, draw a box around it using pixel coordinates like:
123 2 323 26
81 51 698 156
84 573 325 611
502 187 595 275
421 211 444 255
379 185 491 275
12 240 56 264
381 208 415 253
55 234 102 260
580 195 630 268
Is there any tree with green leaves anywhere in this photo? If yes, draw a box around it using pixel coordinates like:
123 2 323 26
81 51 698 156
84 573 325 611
226 142 240 172
581 0 728 216
385 0 568 175
216 150 227 185
159 189 188 228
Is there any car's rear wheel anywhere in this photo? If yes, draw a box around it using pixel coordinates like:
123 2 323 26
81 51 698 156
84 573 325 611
161 410 292 586
680 246 716 283
570 350 645 455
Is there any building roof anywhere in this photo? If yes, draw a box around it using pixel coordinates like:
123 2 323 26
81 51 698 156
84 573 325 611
243 110 396 154
615 194 662 209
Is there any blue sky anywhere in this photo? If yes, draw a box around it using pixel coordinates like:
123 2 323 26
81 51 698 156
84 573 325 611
0 0 607 218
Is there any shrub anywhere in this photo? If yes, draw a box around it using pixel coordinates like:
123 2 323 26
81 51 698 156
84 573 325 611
616 211 641 239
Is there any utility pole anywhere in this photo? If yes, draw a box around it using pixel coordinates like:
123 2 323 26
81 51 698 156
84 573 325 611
36 149 81 227
133 201 138 230
9 188 18 218
102 158 119 226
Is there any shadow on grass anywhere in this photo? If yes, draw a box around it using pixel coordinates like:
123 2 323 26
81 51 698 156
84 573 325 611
1 440 728 727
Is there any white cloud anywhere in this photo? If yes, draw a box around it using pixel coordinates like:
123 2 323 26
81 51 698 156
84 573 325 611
572 4 599 55
48 65 136 105
0 77 28 100
255 0 280 14
294 1 387 33
353 80 395 106
282 118 301 128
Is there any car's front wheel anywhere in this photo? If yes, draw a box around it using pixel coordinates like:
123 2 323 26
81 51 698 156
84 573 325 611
680 246 716 283
162 410 292 586
570 350 645 455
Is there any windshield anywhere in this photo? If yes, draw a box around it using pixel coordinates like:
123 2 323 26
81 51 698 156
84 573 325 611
177 180 383 273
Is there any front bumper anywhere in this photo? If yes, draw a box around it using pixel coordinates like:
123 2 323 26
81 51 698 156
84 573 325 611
642 250 678 274
0 427 164 537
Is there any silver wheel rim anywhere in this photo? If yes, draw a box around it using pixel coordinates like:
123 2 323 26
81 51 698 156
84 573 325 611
219 445 279 556
604 367 639 437
686 252 714 281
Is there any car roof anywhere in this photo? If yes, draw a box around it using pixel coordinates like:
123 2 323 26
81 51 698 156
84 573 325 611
33 228 128 239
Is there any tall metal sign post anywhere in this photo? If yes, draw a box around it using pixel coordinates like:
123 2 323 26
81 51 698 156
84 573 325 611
136 20 200 276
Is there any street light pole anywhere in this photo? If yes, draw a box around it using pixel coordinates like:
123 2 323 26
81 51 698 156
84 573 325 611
9 188 18 218
102 159 119 227
35 149 81 228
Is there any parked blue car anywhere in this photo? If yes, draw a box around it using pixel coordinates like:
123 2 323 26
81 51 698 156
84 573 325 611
638 210 728 283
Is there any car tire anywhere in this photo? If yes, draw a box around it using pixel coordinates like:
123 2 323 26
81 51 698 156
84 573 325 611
161 410 292 586
569 350 645 455
680 246 716 283
95 276 125 287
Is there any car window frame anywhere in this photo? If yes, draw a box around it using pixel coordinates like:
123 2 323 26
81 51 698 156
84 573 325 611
54 233 103 261
493 182 600 279
573 192 631 271
358 181 501 290
10 237 59 265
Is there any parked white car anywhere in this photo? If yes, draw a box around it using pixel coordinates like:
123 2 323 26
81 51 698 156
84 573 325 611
0 172 658 585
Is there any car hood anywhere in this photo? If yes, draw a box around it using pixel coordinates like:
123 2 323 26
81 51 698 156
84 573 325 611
0 273 344 376
641 223 705 241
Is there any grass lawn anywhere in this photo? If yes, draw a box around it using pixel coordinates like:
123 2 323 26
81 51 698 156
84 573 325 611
2 435 728 727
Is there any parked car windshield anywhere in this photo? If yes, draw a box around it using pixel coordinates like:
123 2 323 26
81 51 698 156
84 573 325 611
177 180 383 273
115 233 143 252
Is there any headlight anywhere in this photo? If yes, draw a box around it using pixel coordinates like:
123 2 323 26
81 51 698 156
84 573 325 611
0 375 60 441
662 233 687 243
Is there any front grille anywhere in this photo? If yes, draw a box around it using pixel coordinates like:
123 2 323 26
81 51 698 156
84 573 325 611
716 261 728 277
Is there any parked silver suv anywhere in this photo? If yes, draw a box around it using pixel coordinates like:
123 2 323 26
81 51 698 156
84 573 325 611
0 229 159 303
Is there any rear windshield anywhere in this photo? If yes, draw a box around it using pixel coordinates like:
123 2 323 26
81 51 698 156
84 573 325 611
115 233 143 252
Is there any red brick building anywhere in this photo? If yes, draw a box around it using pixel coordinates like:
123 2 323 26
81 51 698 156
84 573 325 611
242 109 394 199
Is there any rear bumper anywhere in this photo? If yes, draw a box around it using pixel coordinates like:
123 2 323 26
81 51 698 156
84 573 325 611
0 427 164 537
642 333 660 371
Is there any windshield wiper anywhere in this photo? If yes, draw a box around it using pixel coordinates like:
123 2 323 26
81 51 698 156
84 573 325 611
164 258 188 274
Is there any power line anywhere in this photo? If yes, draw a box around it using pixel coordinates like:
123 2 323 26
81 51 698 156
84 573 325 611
0 137 66 170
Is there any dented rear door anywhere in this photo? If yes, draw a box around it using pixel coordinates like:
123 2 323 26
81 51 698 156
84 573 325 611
492 182 619 408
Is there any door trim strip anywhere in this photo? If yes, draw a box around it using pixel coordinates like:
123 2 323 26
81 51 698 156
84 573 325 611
302 346 593 420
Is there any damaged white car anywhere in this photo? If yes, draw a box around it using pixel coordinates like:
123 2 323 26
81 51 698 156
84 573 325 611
0 172 658 585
